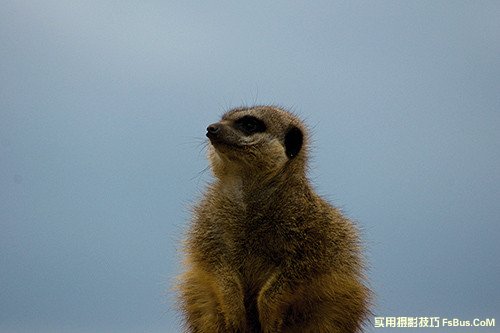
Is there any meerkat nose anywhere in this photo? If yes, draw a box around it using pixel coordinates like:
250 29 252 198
207 123 221 134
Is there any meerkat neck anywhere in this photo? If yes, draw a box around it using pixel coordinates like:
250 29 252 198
214 167 311 207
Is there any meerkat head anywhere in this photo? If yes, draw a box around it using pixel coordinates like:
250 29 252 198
205 106 308 182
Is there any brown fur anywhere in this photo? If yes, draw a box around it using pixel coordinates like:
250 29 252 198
178 106 370 332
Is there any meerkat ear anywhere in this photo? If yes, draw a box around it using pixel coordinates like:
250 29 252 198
284 126 303 158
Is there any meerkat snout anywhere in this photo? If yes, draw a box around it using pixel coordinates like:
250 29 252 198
206 123 221 135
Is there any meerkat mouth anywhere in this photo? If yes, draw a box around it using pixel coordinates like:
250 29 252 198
206 130 249 150
207 136 243 150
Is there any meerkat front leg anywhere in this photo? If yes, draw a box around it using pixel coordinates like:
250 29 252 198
214 268 247 331
257 271 294 333
179 264 246 332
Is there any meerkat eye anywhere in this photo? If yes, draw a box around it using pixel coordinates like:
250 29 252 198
235 116 266 135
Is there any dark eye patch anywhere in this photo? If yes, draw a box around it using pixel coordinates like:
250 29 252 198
235 116 267 135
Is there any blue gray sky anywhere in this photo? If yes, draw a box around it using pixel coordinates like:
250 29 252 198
1 1 499 332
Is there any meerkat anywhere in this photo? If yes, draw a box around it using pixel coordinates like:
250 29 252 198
178 106 370 333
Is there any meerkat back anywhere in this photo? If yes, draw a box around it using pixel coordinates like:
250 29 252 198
178 106 370 333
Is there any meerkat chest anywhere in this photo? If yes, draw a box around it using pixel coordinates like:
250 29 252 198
208 188 305 266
